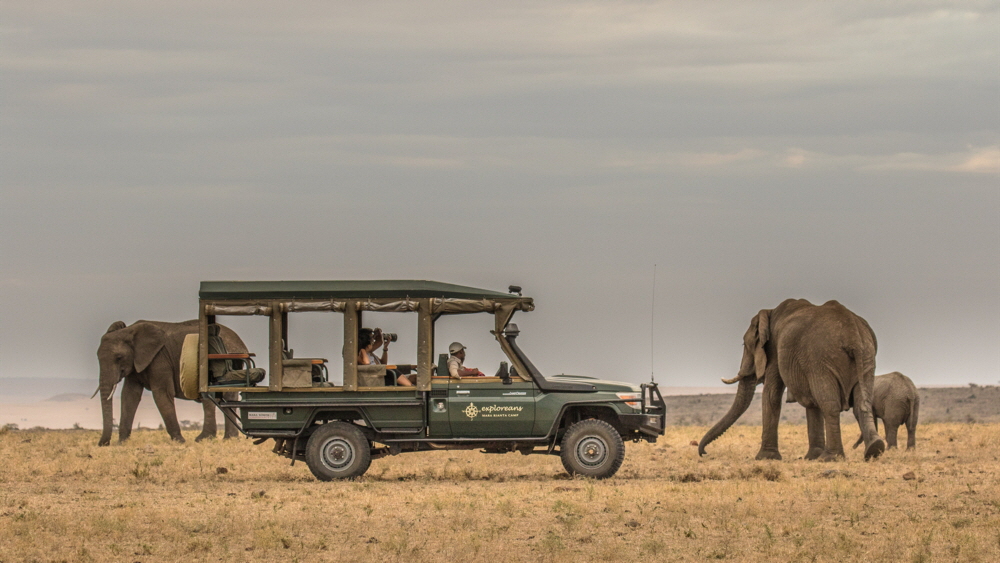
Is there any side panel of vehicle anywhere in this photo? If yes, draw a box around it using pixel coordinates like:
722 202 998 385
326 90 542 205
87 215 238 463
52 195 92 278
240 405 311 430
448 380 537 437
362 404 424 429
239 390 423 433
532 394 632 437
531 391 567 436
428 380 451 437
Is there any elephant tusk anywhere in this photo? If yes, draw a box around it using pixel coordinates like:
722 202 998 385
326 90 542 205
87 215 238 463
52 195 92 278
721 375 742 385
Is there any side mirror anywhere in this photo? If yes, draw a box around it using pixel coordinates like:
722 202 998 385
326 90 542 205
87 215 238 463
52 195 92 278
496 361 511 385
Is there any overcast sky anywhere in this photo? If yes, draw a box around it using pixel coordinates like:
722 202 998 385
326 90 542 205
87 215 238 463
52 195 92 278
2 1 998 389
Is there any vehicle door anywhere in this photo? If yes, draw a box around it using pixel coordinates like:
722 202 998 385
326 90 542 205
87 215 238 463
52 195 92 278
427 376 452 437
448 378 536 437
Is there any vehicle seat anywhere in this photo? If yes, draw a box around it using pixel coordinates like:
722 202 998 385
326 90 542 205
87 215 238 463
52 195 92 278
282 348 329 384
208 325 266 386
437 353 449 379
357 364 387 387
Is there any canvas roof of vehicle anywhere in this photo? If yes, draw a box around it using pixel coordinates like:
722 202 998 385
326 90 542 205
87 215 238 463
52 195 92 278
199 280 524 301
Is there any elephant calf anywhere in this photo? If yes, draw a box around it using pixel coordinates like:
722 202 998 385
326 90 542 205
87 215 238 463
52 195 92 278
853 371 919 450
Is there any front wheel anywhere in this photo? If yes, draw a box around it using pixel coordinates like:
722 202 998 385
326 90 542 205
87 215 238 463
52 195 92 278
560 419 625 479
305 422 372 481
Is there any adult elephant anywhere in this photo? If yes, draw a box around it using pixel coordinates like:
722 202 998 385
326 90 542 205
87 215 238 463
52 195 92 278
699 299 885 461
852 372 919 450
96 319 245 446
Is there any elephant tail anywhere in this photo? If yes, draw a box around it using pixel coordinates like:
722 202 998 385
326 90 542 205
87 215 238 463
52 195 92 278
698 375 757 456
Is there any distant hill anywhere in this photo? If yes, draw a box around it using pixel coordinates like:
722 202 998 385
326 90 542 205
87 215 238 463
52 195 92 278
666 385 1000 426
44 393 92 402
0 378 96 398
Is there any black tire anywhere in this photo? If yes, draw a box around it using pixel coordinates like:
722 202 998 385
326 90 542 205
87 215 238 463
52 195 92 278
559 419 625 479
305 422 372 481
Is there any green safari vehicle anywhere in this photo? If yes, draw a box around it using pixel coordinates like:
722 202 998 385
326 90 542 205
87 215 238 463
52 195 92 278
186 280 665 480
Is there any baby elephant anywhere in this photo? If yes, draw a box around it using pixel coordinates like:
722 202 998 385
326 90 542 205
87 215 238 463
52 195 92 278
853 372 919 450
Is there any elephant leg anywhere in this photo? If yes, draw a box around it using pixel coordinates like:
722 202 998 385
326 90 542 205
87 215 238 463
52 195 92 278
905 400 918 450
883 420 900 449
756 377 784 460
851 385 885 460
118 377 144 443
195 400 217 442
817 400 845 461
804 407 826 460
151 389 185 443
222 392 240 439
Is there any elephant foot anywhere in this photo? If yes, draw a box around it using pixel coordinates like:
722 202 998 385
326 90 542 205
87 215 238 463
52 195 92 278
194 432 216 442
818 452 845 462
170 435 186 443
804 447 824 460
755 449 782 461
864 438 885 461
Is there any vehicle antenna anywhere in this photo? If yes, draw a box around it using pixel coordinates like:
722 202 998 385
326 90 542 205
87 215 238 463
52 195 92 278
650 263 656 384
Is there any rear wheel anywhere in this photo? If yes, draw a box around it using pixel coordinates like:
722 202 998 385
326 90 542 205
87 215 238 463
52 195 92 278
560 419 625 479
305 422 372 481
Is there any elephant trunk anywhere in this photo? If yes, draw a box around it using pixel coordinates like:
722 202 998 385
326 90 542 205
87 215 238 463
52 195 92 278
97 368 119 447
698 375 757 456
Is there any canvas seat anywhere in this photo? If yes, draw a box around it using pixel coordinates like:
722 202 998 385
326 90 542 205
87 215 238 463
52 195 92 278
208 325 266 386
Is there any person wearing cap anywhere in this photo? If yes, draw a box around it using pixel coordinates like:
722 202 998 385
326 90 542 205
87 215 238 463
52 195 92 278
447 342 485 379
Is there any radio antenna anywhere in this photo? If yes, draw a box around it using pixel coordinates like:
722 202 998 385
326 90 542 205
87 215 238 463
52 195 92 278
650 264 656 383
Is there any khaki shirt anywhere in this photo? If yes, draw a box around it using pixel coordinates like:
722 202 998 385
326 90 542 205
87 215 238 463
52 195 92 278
447 355 464 379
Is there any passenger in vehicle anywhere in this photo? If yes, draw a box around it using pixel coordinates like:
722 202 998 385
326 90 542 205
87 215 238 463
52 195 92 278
359 328 414 386
447 342 486 379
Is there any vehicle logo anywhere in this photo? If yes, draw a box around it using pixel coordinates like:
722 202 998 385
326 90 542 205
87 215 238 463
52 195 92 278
464 403 479 419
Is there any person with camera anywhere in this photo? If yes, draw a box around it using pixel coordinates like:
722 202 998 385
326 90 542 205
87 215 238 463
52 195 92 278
358 328 415 386
447 342 486 379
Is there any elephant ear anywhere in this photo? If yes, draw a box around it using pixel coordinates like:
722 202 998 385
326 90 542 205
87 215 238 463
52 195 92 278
754 309 770 380
131 323 166 373
106 321 127 333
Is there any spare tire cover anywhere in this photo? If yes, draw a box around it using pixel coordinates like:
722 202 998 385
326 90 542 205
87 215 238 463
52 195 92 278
179 333 200 400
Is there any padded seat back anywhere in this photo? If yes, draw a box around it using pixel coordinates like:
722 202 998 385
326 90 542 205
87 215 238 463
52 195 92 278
437 353 449 379
357 364 387 387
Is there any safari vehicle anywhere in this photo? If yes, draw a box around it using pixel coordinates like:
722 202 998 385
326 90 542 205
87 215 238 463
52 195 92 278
181 280 665 480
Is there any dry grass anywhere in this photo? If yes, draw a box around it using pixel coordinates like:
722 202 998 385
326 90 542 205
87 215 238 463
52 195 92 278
1 423 998 562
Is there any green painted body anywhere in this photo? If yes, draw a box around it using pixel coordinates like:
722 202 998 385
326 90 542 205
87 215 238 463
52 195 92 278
239 376 642 440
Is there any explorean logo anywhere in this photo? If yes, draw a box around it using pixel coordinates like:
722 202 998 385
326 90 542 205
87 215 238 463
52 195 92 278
463 403 523 419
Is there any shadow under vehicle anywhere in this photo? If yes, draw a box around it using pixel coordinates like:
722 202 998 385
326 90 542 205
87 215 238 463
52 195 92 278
183 280 665 480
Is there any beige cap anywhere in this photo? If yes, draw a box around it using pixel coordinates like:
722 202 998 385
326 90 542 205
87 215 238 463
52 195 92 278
448 342 466 354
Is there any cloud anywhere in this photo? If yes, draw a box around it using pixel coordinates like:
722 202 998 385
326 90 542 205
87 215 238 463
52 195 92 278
860 145 1000 174
952 146 1000 173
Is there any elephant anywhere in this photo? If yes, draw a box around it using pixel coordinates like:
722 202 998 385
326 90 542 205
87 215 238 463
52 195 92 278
852 372 918 450
698 299 886 461
96 319 246 446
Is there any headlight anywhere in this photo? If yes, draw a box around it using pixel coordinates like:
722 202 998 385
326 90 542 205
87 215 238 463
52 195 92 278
616 392 641 409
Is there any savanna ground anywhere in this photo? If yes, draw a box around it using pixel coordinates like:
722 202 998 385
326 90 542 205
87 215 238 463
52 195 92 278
1 422 997 563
